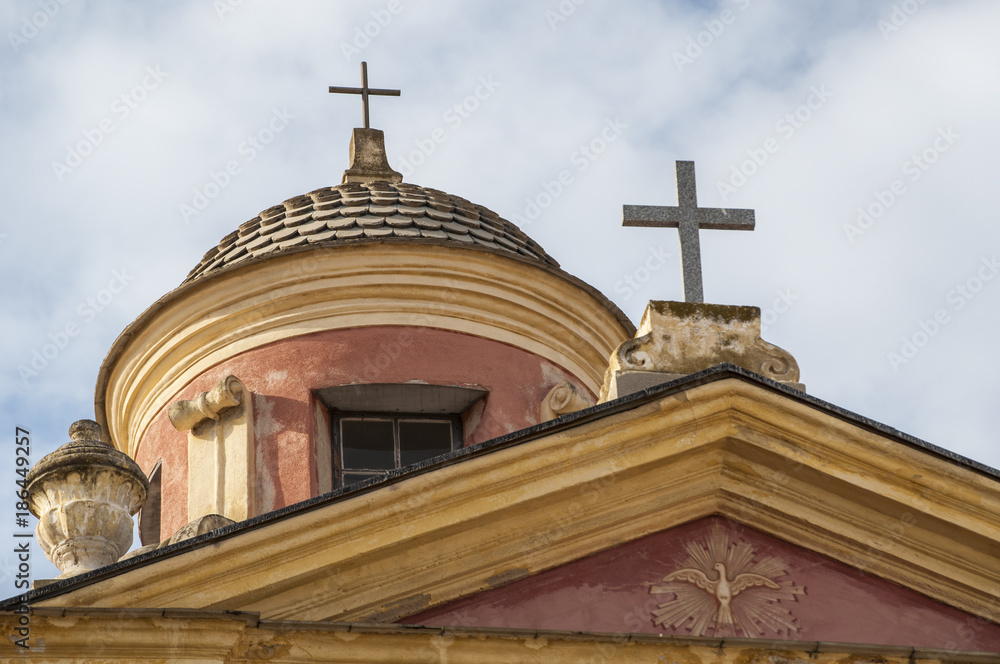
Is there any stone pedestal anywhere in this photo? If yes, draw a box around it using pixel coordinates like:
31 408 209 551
25 420 147 578
601 301 803 402
342 128 403 184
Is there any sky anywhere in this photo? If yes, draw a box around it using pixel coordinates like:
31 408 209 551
1 0 999 594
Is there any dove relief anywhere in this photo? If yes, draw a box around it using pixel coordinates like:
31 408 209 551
649 524 805 637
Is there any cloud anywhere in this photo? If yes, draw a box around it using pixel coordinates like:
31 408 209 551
2 0 999 596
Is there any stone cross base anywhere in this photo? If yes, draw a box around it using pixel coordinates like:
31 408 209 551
600 301 804 402
342 128 403 184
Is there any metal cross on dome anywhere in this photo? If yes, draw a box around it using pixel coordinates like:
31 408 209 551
328 61 400 129
623 161 755 303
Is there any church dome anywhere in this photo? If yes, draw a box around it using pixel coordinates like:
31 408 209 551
96 121 634 542
185 181 558 283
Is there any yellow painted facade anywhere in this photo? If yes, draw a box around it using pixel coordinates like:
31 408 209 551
6 375 1000 662
96 243 632 460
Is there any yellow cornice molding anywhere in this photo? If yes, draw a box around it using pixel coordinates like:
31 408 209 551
2 611 987 663
96 243 633 458
44 377 1000 626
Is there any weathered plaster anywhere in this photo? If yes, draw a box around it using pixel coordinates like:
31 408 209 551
405 516 1000 651
136 326 588 539
99 243 633 462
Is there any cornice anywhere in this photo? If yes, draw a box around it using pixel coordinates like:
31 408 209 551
96 243 633 458
31 376 1000 627
3 610 992 663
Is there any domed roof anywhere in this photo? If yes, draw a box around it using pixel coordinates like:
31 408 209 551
185 181 558 283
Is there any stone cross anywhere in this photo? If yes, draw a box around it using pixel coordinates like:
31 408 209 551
623 161 755 303
329 61 400 129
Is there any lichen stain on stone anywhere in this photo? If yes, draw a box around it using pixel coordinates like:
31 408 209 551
733 649 809 664
365 593 432 622
430 634 456 650
656 646 703 664
265 369 288 388
665 390 691 407
462 398 485 439
651 300 759 325
833 656 892 664
227 634 293 662
523 636 548 650
253 394 279 512
485 567 530 588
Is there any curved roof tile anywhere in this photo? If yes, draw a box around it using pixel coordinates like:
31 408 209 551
186 182 557 282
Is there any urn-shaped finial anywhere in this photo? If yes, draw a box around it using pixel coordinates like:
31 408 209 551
25 420 148 578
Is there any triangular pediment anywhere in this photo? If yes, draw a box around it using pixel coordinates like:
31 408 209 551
403 516 1000 651
18 370 1000 647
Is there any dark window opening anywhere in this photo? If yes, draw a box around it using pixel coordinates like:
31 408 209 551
333 412 461 489
138 460 162 546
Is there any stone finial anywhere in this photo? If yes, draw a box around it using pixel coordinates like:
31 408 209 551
25 420 148 578
600 301 802 402
342 128 403 184
541 381 595 422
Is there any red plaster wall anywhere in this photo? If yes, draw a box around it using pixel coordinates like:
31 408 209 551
133 326 591 542
402 516 1000 651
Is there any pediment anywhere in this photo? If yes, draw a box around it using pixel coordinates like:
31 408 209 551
403 516 1000 651
24 371 1000 642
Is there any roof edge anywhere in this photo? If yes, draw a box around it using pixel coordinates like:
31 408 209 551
21 363 1000 610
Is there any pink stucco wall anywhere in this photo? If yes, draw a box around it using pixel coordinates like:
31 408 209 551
134 326 592 542
403 516 1000 651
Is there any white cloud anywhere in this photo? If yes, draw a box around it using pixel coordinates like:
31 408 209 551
3 0 999 595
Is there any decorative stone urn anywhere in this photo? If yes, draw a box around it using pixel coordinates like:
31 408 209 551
25 420 148 578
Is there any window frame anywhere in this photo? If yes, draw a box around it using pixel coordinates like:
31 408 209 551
138 459 162 546
332 410 462 489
